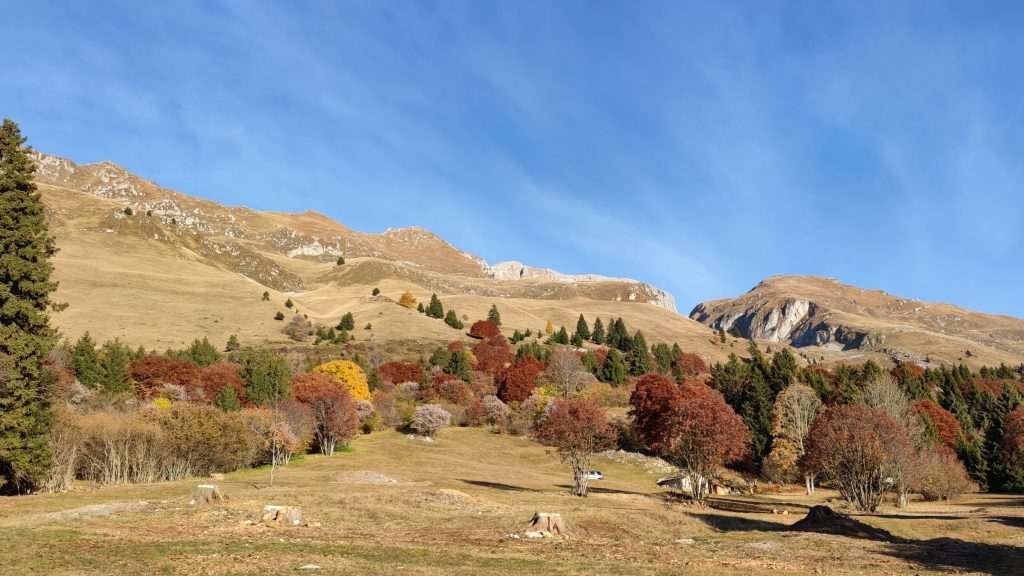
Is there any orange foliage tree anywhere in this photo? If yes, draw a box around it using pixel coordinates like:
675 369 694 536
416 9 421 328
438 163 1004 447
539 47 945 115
913 400 962 448
469 320 501 340
291 372 359 455
472 335 512 376
129 356 202 400
377 361 424 385
535 397 617 496
313 360 371 401
496 355 544 403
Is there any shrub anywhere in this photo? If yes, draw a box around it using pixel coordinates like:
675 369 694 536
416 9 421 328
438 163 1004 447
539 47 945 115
372 287 380 296
274 311 285 321
336 256 345 265
481 394 510 426
238 408 301 467
262 291 270 301
469 320 501 340
284 298 294 309
436 379 472 405
412 404 451 436
378 361 424 385
282 315 315 341
463 400 488 427
313 360 372 401
911 447 975 501
399 291 416 309
585 382 631 407
155 404 253 478
337 312 355 331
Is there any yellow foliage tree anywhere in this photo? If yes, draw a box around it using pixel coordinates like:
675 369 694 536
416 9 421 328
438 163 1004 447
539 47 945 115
398 291 416 309
545 320 554 334
313 360 372 401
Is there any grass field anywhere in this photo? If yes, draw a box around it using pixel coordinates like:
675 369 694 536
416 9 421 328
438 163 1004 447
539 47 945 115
2 428 1023 575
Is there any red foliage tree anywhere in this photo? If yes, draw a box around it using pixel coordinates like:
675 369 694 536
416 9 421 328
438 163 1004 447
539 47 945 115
803 405 914 512
592 347 609 370
913 400 962 448
535 397 617 496
1002 408 1024 464
472 335 512 375
496 355 544 403
290 372 359 455
468 320 501 340
198 361 248 405
377 361 424 385
672 352 708 376
630 376 749 503
447 341 465 352
130 356 201 400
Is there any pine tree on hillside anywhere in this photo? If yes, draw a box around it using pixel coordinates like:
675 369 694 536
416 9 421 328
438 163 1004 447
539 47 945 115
262 291 270 301
187 337 221 367
225 334 241 352
416 302 425 313
487 304 502 326
70 332 104 388
444 309 464 330
551 326 570 345
427 294 444 318
628 330 651 375
0 120 59 492
570 331 584 347
602 349 627 387
575 314 591 341
215 386 241 412
99 339 133 394
285 298 294 309
337 312 355 331
591 317 606 345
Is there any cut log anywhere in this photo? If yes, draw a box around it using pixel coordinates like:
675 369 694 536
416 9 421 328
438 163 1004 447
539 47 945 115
190 484 228 505
527 512 567 536
256 505 303 526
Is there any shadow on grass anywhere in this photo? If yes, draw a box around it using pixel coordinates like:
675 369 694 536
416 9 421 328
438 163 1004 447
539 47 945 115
555 485 647 496
692 502 1024 575
460 479 540 492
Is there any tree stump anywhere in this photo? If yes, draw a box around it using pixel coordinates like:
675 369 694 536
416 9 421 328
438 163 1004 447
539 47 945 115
256 505 303 526
190 484 228 505
527 512 567 536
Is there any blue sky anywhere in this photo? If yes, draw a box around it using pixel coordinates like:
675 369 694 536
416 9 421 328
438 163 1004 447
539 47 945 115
4 1 1023 317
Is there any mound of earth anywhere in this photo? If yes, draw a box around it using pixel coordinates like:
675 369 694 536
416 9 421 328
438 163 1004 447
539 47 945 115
791 505 897 542
332 470 401 485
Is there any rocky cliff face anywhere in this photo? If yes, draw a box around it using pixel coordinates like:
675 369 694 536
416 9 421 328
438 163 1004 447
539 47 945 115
689 275 1024 367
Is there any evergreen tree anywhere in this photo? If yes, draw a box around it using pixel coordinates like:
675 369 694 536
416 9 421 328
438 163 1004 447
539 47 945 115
215 386 241 412
274 311 285 321
417 302 425 314
768 348 798 395
651 342 673 374
239 350 292 406
627 330 650 376
0 120 59 492
70 332 104 388
601 349 627 387
487 304 502 326
511 329 524 343
337 312 355 331
591 317 606 345
426 294 444 318
575 314 591 341
371 287 380 296
740 369 774 467
187 337 220 367
446 350 472 382
581 350 600 376
570 331 584 347
262 291 270 301
444 309 464 330
98 339 132 394
225 334 240 352
284 298 294 309
607 318 631 351
336 256 345 265
551 326 569 345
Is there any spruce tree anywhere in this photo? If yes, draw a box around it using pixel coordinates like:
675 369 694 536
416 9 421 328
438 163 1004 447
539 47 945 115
337 312 355 331
651 342 673 374
627 330 651 375
444 309 464 330
215 386 241 412
285 298 294 309
427 294 444 318
336 256 345 266
225 334 240 352
552 326 569 345
602 349 627 387
187 337 220 366
98 339 132 394
70 332 104 388
487 304 501 326
417 302 425 313
591 317 605 345
570 331 584 347
0 120 58 492
446 350 472 382
239 350 292 406
575 314 590 341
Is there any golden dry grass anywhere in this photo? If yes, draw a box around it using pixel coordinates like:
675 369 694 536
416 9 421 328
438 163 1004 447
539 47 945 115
2 428 1022 575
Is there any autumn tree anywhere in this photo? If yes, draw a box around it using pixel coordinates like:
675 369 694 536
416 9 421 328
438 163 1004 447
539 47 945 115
544 349 593 397
291 372 359 455
398 291 416 309
469 319 501 340
803 405 915 512
545 320 554 335
535 397 617 496
672 352 708 381
377 361 424 385
313 360 371 401
472 336 511 375
0 119 58 492
914 400 962 449
631 377 749 503
497 355 544 403
768 383 821 493
487 304 502 326
129 356 202 400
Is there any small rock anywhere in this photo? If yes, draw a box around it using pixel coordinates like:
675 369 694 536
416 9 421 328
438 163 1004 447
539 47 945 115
297 564 321 571
674 538 696 545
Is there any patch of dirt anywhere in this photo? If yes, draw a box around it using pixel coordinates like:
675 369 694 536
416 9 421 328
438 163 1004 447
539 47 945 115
34 500 150 521
407 489 481 510
332 470 402 485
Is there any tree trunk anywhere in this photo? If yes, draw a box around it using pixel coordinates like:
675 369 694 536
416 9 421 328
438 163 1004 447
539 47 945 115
190 484 228 505
805 474 816 495
527 512 567 536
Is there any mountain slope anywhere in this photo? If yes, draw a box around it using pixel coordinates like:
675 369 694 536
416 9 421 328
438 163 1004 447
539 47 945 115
34 152 715 356
690 275 1024 367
